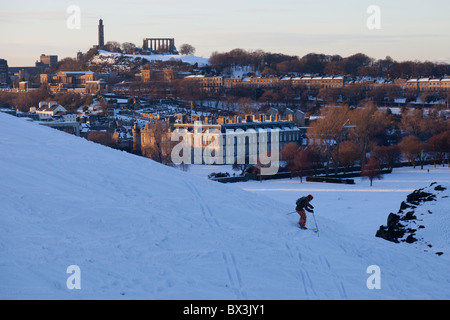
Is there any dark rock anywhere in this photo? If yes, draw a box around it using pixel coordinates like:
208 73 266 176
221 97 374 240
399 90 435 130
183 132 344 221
376 185 445 256
375 226 387 239
406 189 435 205
376 225 404 243
402 211 417 221
405 234 417 243
387 213 400 227
399 201 412 211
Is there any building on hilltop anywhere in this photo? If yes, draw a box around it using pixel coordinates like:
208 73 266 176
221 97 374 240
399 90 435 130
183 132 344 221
38 54 58 68
142 38 178 55
0 59 9 87
8 54 57 83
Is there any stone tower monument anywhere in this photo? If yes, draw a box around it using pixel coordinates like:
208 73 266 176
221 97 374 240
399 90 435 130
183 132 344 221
98 19 104 48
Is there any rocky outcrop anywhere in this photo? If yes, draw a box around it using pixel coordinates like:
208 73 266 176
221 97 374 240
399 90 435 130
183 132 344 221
376 182 447 256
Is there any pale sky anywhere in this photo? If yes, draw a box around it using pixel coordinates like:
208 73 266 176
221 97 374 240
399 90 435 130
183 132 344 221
1 0 449 67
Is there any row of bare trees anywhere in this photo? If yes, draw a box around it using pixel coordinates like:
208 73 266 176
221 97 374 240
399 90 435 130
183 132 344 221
280 103 450 185
209 49 450 79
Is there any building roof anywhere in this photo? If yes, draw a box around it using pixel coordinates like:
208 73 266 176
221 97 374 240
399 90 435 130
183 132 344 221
37 104 66 113
60 71 94 74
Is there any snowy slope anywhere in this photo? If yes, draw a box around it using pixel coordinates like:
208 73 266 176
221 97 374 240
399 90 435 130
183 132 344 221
0 113 449 300
94 50 209 67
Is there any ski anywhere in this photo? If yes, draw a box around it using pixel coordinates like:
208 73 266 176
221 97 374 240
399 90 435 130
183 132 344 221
298 226 318 233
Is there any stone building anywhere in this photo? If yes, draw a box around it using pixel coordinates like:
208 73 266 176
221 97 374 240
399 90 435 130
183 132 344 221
38 54 58 68
132 113 305 168
132 122 173 162
183 75 223 92
171 117 306 166
135 69 174 82
0 59 9 86
404 77 450 93
40 71 109 93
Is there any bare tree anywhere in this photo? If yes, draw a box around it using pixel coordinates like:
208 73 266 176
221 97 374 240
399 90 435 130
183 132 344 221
348 102 385 166
176 78 203 107
361 157 383 186
426 131 450 167
371 145 401 169
121 42 136 54
57 57 82 71
398 135 426 169
307 105 350 176
337 140 361 173
104 41 121 53
87 131 117 148
179 44 196 55
141 121 175 165
399 109 424 138
293 147 314 182
280 142 299 176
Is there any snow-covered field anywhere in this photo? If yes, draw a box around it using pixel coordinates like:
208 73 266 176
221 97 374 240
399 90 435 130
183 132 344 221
187 164 450 243
0 112 449 300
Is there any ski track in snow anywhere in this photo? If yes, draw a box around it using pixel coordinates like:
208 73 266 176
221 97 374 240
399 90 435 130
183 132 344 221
284 241 316 298
284 230 352 299
184 180 247 299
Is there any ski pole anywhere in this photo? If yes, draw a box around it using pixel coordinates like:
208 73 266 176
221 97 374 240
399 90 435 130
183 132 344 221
312 211 319 237
286 211 296 215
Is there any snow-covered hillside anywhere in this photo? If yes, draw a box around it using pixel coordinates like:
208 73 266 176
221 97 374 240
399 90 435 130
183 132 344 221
92 50 209 67
0 112 449 300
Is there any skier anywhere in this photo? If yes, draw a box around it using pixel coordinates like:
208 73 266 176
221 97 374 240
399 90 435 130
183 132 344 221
295 194 314 229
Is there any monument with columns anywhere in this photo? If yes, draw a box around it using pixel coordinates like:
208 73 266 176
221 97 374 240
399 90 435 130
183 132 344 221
142 38 178 55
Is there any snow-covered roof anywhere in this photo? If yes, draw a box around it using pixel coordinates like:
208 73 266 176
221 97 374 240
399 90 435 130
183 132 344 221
185 75 205 79
61 71 94 75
